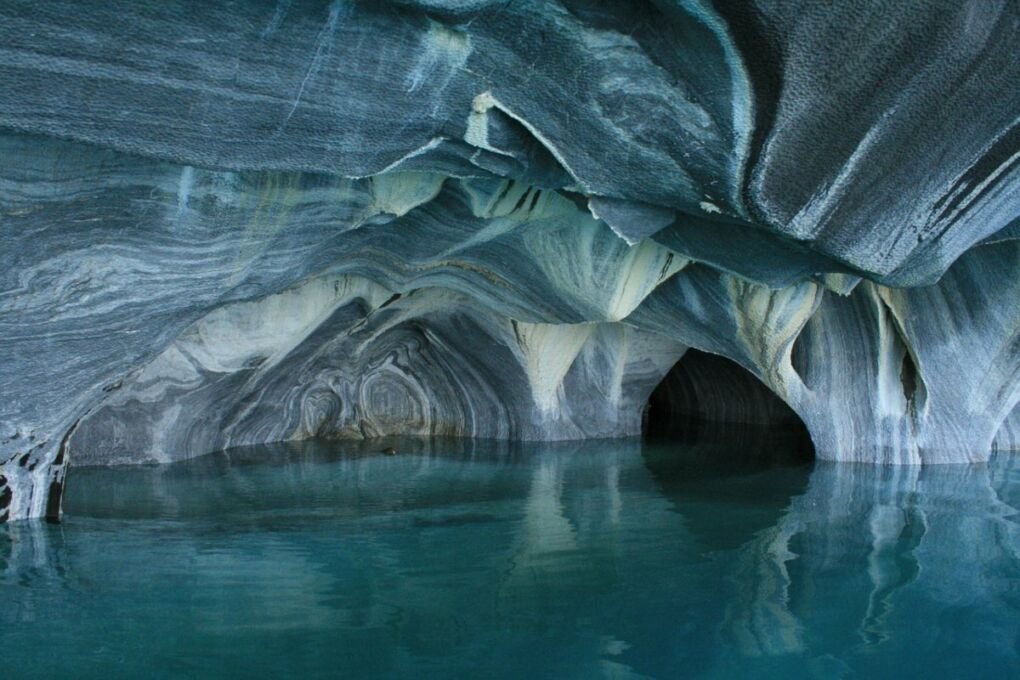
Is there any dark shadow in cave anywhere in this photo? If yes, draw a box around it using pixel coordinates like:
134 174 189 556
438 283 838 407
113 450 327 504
644 348 814 461
641 349 815 551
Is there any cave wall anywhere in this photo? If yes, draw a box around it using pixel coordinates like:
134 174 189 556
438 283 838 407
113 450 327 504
1 0 1019 520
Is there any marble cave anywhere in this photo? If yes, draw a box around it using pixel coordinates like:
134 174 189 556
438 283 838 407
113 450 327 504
4 0 1020 520
1 1 1019 675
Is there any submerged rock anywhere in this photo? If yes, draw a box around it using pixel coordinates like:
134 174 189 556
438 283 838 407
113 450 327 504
1 0 1018 520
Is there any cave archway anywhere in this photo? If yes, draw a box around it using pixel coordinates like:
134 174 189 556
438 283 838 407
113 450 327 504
643 349 814 463
641 349 814 552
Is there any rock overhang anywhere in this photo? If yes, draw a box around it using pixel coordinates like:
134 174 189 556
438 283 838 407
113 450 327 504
1 0 1019 521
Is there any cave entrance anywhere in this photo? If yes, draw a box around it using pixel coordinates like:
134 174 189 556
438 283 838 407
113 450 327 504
643 349 814 464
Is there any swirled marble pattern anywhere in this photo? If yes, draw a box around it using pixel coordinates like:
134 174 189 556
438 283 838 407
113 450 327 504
1 0 1019 519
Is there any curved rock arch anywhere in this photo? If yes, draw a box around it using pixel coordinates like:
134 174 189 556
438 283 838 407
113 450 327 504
2 0 1019 520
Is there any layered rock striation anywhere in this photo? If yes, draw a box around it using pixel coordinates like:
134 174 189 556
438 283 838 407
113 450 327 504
1 0 1019 520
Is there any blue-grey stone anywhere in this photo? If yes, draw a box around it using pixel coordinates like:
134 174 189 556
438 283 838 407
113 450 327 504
1 0 1018 520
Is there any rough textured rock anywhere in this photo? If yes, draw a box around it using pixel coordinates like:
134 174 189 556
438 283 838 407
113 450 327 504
1 0 1019 520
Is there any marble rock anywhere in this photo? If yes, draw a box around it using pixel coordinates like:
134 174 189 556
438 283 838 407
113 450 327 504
1 0 1019 520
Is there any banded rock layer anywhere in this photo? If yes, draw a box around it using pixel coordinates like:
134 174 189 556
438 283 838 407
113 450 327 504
1 0 1019 521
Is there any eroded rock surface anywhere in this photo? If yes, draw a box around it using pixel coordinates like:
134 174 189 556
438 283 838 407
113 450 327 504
1 0 1019 520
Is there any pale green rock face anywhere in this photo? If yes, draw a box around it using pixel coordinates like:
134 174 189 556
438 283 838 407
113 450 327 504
1 0 1019 521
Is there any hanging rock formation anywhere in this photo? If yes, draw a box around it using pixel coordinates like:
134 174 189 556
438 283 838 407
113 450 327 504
1 0 1019 520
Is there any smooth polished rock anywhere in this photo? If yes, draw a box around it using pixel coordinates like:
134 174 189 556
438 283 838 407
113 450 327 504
1 0 1019 520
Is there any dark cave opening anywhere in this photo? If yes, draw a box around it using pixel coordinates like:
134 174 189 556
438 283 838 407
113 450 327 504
643 349 815 463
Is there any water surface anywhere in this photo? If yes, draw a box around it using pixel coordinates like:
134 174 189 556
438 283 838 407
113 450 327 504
2 435 1018 678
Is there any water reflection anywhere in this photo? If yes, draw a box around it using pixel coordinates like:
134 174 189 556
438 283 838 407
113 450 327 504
643 422 813 551
773 460 1020 678
1 437 1017 678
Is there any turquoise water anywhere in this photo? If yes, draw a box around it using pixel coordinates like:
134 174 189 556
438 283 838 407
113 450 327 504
2 435 1018 679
